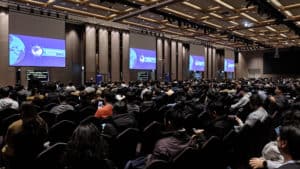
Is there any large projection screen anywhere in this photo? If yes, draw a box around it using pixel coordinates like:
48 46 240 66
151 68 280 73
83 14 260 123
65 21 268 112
9 12 66 67
189 44 205 71
129 33 156 70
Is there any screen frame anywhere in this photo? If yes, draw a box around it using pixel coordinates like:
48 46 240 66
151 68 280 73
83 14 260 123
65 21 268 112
189 55 205 71
224 58 235 73
8 33 66 68
129 47 157 70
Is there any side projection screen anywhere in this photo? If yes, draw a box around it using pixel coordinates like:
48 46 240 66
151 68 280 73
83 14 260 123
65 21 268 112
129 48 156 70
224 58 235 72
9 34 66 67
189 55 205 71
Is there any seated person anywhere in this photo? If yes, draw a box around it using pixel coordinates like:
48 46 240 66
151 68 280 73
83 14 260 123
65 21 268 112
95 90 114 119
276 125 300 169
205 101 233 139
234 93 269 132
1 102 48 169
146 108 202 164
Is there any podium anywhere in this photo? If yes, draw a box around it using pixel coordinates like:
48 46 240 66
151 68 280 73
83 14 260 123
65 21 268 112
96 74 103 85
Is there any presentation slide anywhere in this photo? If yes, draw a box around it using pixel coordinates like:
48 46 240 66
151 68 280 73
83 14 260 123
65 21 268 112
129 48 156 70
9 34 66 67
224 58 235 72
26 70 49 82
189 55 205 71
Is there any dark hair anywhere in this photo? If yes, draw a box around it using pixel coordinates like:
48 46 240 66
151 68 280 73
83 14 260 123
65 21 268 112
208 101 225 115
165 108 185 129
65 123 107 169
113 101 127 115
143 90 152 101
279 125 300 160
250 93 264 107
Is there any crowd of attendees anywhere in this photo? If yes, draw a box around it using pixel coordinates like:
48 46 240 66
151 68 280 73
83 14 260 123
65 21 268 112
0 78 300 169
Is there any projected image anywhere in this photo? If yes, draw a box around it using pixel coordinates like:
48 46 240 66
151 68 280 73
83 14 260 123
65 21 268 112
189 55 205 71
129 48 156 70
9 34 65 67
224 58 235 72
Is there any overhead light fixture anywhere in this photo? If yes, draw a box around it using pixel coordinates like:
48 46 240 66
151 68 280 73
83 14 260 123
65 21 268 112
266 26 276 31
122 20 155 29
243 20 253 27
214 0 234 10
203 20 222 28
233 31 245 36
89 3 119 13
53 5 106 19
241 12 258 22
137 15 159 23
165 23 179 28
182 1 201 10
269 0 283 7
230 21 239 25
209 12 223 19
283 10 293 17
163 7 195 19
280 33 287 37
162 29 182 36
200 16 210 20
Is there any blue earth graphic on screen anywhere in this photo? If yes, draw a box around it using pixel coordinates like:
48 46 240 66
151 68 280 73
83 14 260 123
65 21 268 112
9 34 25 65
31 45 43 57
129 48 137 69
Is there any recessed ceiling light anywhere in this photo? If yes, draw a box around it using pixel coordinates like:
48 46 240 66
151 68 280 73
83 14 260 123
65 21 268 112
243 21 253 27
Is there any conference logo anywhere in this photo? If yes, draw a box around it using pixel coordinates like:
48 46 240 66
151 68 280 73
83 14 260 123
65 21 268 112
31 45 43 57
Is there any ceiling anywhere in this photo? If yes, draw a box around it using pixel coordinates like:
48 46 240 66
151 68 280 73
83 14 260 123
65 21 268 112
5 0 300 50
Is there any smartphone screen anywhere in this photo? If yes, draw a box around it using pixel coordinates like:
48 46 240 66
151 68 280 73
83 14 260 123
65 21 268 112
98 100 104 108
275 126 281 136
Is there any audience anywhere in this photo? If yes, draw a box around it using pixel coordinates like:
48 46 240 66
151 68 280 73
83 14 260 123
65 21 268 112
0 78 300 169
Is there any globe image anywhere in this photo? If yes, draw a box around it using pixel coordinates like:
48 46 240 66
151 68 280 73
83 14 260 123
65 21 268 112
129 48 137 69
9 35 25 65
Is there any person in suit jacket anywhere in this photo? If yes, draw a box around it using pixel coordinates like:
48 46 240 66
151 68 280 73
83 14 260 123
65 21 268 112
276 125 300 169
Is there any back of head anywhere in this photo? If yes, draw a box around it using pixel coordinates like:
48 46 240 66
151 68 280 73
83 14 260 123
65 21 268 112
209 101 225 116
0 87 10 98
250 93 263 109
143 90 153 101
66 123 106 169
21 102 38 119
113 101 127 115
279 125 300 160
164 108 185 130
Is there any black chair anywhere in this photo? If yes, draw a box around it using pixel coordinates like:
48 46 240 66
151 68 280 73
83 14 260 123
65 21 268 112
0 114 21 136
0 108 19 121
35 142 67 169
43 103 58 111
200 136 226 169
48 120 76 145
39 111 57 127
56 109 78 123
113 128 140 169
145 160 170 169
78 106 97 121
141 121 162 154
172 147 196 169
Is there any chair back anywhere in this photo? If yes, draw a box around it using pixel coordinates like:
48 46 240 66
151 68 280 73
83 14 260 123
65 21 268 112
48 120 76 145
35 142 67 169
